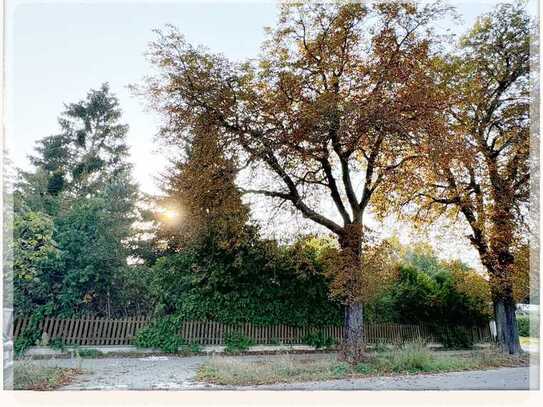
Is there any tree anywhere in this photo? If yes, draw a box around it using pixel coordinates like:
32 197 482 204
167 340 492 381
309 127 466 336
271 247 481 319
153 124 249 254
135 1 450 362
13 211 63 317
14 84 139 317
397 3 533 354
365 242 491 328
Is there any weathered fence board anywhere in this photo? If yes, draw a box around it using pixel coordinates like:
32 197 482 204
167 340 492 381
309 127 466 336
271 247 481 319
12 316 492 347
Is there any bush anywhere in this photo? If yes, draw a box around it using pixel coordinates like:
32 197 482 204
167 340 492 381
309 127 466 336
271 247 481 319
517 315 539 338
14 329 41 357
147 231 343 327
436 326 474 349
301 331 337 349
517 315 529 336
134 316 186 353
354 362 377 374
366 244 492 327
224 331 255 353
48 337 65 351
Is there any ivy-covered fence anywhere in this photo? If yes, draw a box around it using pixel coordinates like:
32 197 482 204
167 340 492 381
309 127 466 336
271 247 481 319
12 316 492 347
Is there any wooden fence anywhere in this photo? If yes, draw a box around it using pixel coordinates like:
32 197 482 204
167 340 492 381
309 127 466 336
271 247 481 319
12 317 492 347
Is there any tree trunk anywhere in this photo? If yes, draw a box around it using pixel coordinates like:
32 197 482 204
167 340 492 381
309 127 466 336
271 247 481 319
493 297 521 354
343 303 365 362
338 224 366 364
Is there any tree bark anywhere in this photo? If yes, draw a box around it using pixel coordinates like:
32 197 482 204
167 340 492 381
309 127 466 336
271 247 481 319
493 296 521 354
343 302 365 362
338 224 366 364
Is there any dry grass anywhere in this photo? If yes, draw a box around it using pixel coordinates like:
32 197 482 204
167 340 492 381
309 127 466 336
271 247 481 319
197 354 350 385
197 343 530 386
14 360 82 390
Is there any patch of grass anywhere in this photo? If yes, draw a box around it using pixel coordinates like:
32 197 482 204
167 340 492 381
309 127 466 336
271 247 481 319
196 342 530 386
14 360 81 390
75 348 103 358
197 354 349 385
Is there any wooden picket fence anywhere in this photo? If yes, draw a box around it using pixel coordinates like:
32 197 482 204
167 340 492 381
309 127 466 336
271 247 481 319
12 316 492 346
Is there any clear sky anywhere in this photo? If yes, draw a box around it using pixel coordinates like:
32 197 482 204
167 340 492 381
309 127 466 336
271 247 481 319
5 0 538 268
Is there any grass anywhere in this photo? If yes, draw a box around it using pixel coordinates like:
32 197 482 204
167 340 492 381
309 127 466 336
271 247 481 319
197 354 351 385
14 360 81 390
74 348 104 358
196 341 530 386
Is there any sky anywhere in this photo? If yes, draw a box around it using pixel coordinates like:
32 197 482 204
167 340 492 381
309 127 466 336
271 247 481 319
5 0 538 268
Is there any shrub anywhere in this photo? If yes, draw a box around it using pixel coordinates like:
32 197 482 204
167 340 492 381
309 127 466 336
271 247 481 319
354 362 376 374
517 315 539 338
187 342 202 353
14 329 41 357
224 331 255 353
302 331 336 349
436 326 474 349
332 362 349 375
48 337 65 351
134 316 186 353
517 315 529 336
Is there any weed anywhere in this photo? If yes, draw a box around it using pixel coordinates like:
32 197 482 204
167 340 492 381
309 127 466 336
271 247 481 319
224 331 255 353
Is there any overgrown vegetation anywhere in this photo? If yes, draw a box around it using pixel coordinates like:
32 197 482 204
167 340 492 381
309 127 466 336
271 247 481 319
224 331 255 353
197 344 529 386
301 331 337 350
133 316 202 353
134 316 184 353
14 360 81 390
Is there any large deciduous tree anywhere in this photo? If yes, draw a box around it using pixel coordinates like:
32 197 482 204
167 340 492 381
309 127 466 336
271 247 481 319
398 3 534 354
135 1 449 361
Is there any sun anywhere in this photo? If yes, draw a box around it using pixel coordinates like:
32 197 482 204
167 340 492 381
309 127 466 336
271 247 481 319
164 209 179 219
160 207 181 223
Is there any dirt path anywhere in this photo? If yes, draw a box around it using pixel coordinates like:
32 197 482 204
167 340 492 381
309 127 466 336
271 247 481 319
21 355 535 390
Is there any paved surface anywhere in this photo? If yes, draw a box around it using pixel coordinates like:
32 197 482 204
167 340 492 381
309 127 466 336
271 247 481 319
239 367 533 390
25 356 211 390
20 354 536 390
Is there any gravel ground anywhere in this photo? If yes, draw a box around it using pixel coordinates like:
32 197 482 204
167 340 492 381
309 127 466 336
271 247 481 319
18 354 536 391
20 356 211 390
